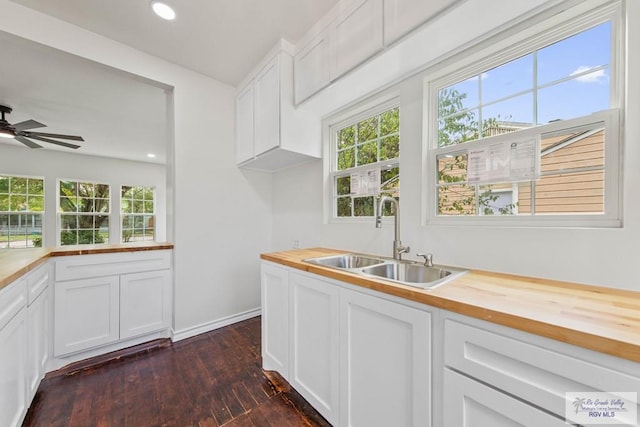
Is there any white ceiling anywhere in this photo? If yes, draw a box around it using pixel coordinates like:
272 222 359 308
0 30 170 164
9 0 339 86
1 0 339 164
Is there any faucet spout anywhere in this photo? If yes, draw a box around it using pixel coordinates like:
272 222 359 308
376 196 409 260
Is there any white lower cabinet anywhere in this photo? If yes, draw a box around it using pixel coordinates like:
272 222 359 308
54 250 172 358
339 288 431 427
261 262 432 427
443 369 567 427
120 270 172 339
442 314 640 426
289 272 340 425
0 301 28 427
263 262 640 427
27 274 51 398
0 249 171 427
54 275 120 355
1 263 51 427
261 262 290 377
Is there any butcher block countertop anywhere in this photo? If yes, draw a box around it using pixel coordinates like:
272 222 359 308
262 248 640 363
0 242 173 290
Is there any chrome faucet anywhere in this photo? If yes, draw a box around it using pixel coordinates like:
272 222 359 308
417 253 434 267
376 196 410 260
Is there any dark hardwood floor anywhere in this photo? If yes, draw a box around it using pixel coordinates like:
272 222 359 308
23 316 331 427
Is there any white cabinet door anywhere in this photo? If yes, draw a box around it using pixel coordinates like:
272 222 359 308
294 29 331 104
443 369 567 427
54 276 120 356
120 270 171 340
340 287 431 427
0 309 28 427
27 288 50 398
236 81 255 164
331 0 383 79
254 56 281 156
289 273 339 425
383 0 456 45
261 263 289 378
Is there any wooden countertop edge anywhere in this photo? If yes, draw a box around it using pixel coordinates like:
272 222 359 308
0 243 174 290
1 256 50 289
261 250 640 363
48 243 174 257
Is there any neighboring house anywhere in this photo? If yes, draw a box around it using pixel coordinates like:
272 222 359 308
438 123 604 216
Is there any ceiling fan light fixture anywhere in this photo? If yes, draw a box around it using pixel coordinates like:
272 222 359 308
151 1 176 20
0 129 15 139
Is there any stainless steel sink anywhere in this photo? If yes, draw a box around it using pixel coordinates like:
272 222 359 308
361 262 465 289
361 263 450 282
304 253 466 290
304 254 385 269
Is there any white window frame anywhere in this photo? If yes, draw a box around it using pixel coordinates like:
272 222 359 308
423 0 623 228
324 95 400 223
120 185 156 243
57 179 112 246
0 174 45 249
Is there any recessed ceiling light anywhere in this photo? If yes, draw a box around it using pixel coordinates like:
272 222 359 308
147 153 157 158
150 1 176 20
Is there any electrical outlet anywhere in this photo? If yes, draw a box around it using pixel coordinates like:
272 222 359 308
293 239 300 249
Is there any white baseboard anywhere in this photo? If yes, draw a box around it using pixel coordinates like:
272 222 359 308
171 307 262 342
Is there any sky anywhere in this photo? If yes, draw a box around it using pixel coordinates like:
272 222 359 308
440 21 611 128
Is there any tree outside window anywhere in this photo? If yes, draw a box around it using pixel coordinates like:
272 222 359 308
59 180 110 245
0 175 44 248
434 20 611 218
334 106 400 218
121 186 155 243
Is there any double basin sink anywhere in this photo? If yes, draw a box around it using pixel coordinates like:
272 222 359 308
304 253 467 290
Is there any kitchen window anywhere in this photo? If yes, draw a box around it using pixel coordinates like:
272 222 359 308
59 180 110 245
121 185 155 243
330 101 400 219
0 174 44 248
426 1 622 227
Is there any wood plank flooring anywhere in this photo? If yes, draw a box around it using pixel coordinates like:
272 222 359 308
22 316 331 427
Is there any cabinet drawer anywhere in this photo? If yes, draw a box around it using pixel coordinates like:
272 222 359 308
55 250 171 281
0 278 27 331
27 263 50 304
444 319 640 418
444 369 567 426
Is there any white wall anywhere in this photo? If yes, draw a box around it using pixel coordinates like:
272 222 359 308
0 145 167 245
273 0 640 292
0 0 273 335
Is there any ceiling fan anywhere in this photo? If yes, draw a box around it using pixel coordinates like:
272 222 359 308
0 105 84 149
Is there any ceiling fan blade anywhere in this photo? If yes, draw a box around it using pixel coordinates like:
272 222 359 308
28 135 81 149
27 131 84 142
15 135 43 149
12 119 46 131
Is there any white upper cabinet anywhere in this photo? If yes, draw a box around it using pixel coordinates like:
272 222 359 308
235 40 321 172
383 0 456 46
235 82 255 164
294 28 331 104
330 0 383 78
254 57 281 156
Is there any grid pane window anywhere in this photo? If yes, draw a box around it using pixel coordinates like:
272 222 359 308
121 186 155 243
59 180 110 245
333 106 400 218
431 14 618 223
0 175 44 248
437 22 611 148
